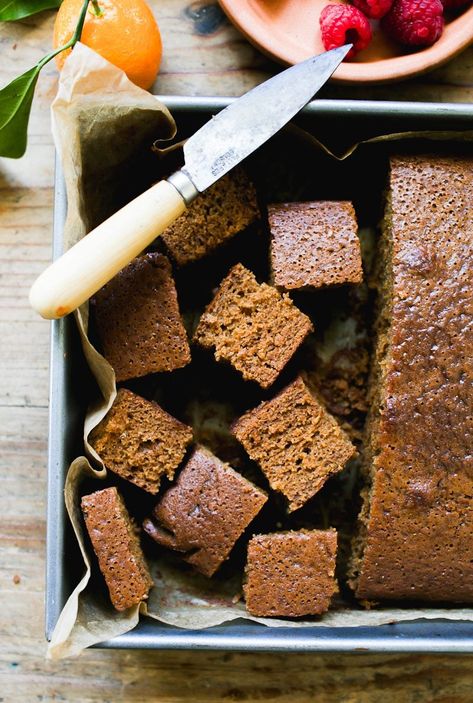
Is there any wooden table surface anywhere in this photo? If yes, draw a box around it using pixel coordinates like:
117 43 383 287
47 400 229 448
1 2 473 700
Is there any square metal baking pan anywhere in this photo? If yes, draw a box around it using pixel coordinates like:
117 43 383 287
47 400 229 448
47 96 473 653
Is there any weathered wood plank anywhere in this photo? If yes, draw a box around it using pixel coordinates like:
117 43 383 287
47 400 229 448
0 188 51 407
2 649 473 702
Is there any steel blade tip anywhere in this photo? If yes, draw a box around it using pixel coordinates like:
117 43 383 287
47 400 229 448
331 44 353 61
303 43 352 77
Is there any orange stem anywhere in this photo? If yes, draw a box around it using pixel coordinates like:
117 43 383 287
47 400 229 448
90 1 103 17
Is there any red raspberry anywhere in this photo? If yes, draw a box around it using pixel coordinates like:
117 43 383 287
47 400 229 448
352 0 394 19
319 5 372 60
382 0 444 46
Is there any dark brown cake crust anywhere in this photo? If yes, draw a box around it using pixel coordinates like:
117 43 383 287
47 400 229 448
143 446 267 577
233 376 355 512
81 487 153 611
350 155 473 602
162 168 259 265
89 388 193 494
244 529 338 617
92 252 191 382
269 201 362 290
194 264 313 389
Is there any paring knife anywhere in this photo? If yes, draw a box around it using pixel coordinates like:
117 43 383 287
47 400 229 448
29 45 351 319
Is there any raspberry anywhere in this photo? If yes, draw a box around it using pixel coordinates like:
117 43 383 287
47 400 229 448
352 0 394 18
382 0 444 46
319 5 372 60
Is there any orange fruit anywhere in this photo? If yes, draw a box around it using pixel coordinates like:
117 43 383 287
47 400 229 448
53 0 162 89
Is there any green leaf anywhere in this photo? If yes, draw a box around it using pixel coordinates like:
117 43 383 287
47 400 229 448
0 0 61 21
0 66 40 157
0 0 90 158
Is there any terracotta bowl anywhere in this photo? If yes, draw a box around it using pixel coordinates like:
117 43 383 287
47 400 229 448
218 0 473 84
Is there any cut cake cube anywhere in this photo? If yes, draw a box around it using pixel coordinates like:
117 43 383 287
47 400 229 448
162 168 259 265
269 201 362 290
92 252 190 382
233 376 355 511
89 388 193 494
193 264 313 388
143 446 267 577
81 487 153 611
244 529 338 617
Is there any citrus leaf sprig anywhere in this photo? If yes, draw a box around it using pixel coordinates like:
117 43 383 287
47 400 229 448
0 1 62 22
0 0 91 158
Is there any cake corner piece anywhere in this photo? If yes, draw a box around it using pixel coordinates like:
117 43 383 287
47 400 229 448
81 486 153 611
244 529 338 617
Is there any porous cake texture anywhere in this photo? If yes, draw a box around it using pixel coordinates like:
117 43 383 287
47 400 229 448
143 446 267 577
193 264 313 388
269 201 363 290
349 155 473 602
92 252 190 382
244 529 338 617
162 168 259 265
302 284 372 443
81 487 153 611
89 388 193 494
233 376 355 512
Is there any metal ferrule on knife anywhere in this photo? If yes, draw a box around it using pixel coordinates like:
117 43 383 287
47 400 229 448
167 170 199 206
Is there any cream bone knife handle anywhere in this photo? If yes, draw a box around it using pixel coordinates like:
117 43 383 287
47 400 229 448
29 171 198 320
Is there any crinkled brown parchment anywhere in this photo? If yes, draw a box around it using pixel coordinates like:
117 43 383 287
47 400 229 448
47 44 473 660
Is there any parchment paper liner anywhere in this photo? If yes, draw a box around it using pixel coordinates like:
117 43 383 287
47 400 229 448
47 45 473 659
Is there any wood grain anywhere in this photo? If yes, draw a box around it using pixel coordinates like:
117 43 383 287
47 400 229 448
1 1 473 700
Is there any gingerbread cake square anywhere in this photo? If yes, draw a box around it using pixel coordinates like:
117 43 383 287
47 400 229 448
162 168 259 265
143 446 267 577
92 252 191 382
89 388 193 494
233 376 355 511
81 487 153 611
244 529 338 617
193 264 313 388
269 201 362 290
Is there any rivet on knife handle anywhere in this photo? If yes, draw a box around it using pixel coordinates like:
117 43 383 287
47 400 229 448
29 173 196 319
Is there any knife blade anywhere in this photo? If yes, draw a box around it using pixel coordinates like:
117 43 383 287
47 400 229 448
30 45 351 319
181 44 351 192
